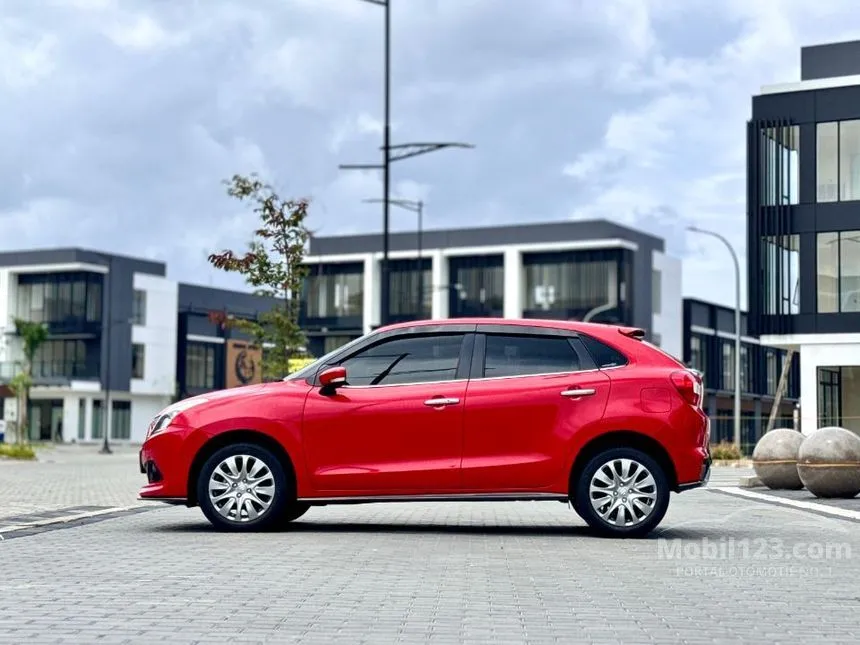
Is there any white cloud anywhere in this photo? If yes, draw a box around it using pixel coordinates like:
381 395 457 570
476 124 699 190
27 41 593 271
2 0 860 311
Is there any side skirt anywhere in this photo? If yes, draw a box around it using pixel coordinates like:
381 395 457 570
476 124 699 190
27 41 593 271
298 492 570 506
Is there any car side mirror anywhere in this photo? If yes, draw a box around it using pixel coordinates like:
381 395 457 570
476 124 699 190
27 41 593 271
319 366 347 392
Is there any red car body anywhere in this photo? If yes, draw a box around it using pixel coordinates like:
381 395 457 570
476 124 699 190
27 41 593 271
139 318 710 537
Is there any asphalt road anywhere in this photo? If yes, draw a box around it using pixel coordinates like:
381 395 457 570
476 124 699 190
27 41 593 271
1 448 858 644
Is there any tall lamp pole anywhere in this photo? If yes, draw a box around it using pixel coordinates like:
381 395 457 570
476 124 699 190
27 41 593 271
362 197 425 316
99 256 113 455
687 226 742 451
340 0 473 328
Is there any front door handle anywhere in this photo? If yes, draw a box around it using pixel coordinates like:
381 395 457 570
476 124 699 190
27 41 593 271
424 397 460 407
561 388 596 398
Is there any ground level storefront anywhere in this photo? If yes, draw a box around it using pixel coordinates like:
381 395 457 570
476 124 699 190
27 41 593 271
0 389 170 444
761 332 860 436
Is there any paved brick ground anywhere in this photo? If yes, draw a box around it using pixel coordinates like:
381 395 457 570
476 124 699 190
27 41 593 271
0 444 151 520
1 486 859 644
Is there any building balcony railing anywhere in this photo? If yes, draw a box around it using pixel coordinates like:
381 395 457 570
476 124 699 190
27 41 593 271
6 316 102 337
0 360 100 384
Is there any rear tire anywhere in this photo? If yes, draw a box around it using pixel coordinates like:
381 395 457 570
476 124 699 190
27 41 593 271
197 442 290 532
573 447 669 538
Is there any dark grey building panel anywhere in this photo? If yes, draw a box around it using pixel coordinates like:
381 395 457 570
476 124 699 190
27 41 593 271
308 219 665 256
101 257 136 393
178 283 279 317
801 40 860 81
0 248 165 277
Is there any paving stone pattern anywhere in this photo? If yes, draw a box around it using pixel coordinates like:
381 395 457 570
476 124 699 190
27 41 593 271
0 444 152 519
1 488 859 644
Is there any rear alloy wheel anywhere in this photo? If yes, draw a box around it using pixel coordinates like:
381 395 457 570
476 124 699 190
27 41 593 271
198 443 289 532
574 447 669 538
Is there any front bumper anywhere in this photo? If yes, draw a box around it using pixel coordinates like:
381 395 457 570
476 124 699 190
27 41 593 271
138 425 196 502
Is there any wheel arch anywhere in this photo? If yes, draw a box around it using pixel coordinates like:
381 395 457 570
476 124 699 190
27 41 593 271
186 429 298 507
568 430 679 494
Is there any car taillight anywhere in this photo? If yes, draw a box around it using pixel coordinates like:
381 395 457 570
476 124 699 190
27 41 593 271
670 370 703 407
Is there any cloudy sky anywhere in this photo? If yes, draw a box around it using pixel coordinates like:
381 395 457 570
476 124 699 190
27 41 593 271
2 0 860 308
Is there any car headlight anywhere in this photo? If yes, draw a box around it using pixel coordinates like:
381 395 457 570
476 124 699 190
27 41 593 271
146 397 209 439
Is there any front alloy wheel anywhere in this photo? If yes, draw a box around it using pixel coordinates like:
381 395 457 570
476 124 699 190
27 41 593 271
198 443 289 531
574 447 669 538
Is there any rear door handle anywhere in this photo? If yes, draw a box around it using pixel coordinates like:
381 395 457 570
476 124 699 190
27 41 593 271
424 397 460 407
561 388 596 398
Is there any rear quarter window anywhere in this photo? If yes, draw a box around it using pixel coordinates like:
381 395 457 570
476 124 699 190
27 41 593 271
578 334 629 368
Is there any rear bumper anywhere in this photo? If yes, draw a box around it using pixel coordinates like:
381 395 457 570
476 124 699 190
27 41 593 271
676 455 712 492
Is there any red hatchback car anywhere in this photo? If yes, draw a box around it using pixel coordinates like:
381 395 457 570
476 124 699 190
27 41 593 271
139 318 710 538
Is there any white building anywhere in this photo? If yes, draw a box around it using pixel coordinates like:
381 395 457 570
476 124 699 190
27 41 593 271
301 219 682 360
0 249 177 443
748 39 860 435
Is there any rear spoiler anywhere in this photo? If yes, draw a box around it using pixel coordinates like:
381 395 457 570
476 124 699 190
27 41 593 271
616 326 646 340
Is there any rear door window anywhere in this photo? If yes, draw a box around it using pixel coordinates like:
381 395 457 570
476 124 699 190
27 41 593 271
483 334 581 378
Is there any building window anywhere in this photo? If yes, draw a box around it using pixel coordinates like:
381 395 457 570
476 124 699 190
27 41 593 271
761 125 799 205
16 272 103 327
449 256 504 318
761 234 800 315
817 122 838 202
111 401 131 440
652 269 661 315
132 344 145 379
303 263 364 320
92 400 104 440
816 120 860 202
740 345 750 393
721 342 734 391
186 342 216 389
522 249 629 323
78 398 85 440
132 290 147 325
765 350 777 396
817 367 841 427
817 230 860 313
31 339 96 380
388 259 431 321
689 335 706 380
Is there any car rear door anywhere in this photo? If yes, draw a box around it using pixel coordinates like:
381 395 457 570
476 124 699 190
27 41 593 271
302 330 474 494
461 326 610 491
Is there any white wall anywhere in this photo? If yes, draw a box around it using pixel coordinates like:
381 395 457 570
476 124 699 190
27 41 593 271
0 268 16 365
130 273 178 397
130 394 170 443
651 251 683 359
792 335 860 435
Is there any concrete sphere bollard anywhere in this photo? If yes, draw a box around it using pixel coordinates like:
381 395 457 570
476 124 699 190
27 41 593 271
752 428 805 490
796 427 860 498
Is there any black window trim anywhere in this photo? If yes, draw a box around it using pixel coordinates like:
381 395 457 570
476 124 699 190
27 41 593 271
469 329 597 381
307 324 478 388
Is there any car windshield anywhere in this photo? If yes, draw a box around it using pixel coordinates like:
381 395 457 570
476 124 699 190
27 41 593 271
283 334 369 381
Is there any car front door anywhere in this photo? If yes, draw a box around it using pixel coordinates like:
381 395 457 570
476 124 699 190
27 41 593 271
461 329 610 491
302 331 473 495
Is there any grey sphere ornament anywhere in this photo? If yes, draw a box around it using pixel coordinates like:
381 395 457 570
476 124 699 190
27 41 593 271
752 428 805 490
796 427 860 499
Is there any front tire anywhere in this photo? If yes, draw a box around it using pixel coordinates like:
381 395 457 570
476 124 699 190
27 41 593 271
573 447 669 538
197 443 289 532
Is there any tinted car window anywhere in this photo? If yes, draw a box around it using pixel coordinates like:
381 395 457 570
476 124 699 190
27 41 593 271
483 334 580 378
341 334 465 386
579 334 628 368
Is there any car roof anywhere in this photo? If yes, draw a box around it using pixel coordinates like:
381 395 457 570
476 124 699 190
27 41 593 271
377 317 642 341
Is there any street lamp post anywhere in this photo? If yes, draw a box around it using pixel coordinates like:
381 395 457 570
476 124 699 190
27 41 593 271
99 257 113 455
340 0 473 328
687 226 742 451
362 197 425 316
